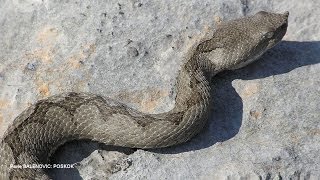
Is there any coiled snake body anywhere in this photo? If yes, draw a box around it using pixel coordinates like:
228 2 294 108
0 11 288 179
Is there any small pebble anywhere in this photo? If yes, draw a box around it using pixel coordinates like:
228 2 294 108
26 62 37 71
127 47 139 57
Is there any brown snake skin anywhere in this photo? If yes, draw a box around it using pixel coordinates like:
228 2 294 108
0 11 288 179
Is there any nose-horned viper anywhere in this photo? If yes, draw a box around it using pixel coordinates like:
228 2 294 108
0 11 288 179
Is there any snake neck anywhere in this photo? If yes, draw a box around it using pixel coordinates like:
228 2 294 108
172 54 213 113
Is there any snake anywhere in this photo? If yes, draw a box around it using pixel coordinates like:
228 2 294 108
0 11 288 179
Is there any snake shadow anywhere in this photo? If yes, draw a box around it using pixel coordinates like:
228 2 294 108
48 41 320 179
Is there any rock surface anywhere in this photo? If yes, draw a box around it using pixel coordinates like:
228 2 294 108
0 0 319 179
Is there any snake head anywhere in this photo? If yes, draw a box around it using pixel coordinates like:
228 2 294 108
254 11 289 50
196 11 289 72
227 11 289 70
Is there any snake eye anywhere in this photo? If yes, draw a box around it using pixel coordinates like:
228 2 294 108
262 31 274 39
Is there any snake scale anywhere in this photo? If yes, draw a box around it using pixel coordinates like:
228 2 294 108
0 11 288 179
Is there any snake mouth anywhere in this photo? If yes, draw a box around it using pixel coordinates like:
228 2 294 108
267 12 289 49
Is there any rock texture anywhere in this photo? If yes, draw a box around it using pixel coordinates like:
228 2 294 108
0 0 319 179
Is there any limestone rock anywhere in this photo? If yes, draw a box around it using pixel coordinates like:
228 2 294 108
0 0 319 179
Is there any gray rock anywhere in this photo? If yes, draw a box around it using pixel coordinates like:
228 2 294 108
0 0 319 179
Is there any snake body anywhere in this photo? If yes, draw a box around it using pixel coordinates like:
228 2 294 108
0 11 288 179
